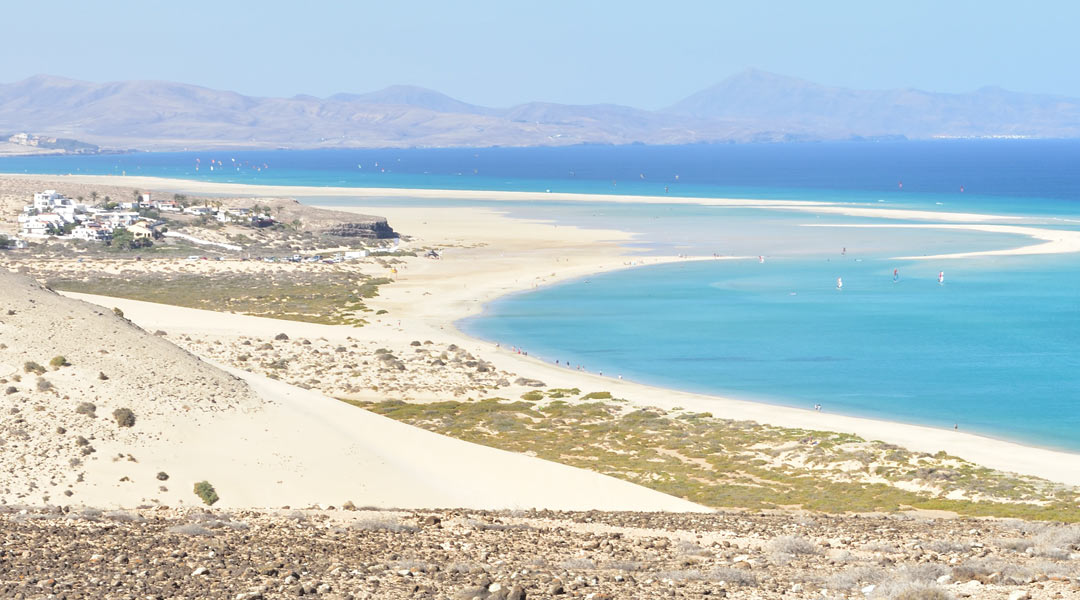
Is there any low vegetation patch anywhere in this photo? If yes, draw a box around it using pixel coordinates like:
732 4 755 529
354 397 1080 521
193 481 219 506
23 361 45 375
49 271 391 326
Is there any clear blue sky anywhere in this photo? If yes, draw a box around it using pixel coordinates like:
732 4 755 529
5 0 1077 108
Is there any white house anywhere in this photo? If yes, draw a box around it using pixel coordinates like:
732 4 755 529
18 213 64 236
96 211 140 228
71 223 112 242
184 206 215 216
29 190 90 224
155 200 182 212
216 207 252 222
32 190 68 211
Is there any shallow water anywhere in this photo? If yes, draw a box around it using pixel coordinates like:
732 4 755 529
462 253 1080 452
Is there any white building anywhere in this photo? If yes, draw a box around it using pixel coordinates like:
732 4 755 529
127 222 155 240
32 190 68 212
71 223 112 242
29 190 89 224
96 211 140 228
184 206 215 216
18 213 65 236
216 207 252 222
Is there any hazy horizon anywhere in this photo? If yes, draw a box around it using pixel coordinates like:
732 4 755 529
6 0 1079 109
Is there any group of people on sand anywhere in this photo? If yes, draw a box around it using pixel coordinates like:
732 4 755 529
499 343 625 379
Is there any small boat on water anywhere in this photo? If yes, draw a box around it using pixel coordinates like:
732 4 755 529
938 271 945 284
836 277 843 290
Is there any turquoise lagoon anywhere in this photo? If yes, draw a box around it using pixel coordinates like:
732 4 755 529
461 252 1080 453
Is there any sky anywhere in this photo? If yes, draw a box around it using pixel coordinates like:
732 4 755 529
5 1 1078 108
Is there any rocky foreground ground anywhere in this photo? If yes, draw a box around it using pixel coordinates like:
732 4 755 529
2 506 1079 600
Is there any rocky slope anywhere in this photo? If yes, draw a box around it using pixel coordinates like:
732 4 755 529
1 505 1078 599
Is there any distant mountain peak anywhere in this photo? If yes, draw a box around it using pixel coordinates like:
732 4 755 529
329 85 489 114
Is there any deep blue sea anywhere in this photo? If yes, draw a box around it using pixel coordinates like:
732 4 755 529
4 141 1080 451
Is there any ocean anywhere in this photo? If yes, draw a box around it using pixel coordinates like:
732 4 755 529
4 141 1080 451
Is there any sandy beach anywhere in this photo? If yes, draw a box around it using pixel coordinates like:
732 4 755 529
19 172 1076 493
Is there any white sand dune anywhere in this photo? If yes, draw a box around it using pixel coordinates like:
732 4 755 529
80 365 705 511
0 275 701 511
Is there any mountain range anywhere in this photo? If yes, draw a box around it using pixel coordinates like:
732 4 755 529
2 69 1079 151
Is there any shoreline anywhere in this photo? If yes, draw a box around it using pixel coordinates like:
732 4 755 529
12 172 1080 489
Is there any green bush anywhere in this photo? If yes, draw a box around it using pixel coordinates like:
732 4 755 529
113 307 124 318
23 361 45 375
193 481 219 506
520 391 544 401
112 408 135 428
581 391 613 400
50 355 69 368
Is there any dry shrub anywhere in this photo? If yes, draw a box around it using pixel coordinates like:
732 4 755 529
349 516 417 533
706 566 757 587
559 558 596 570
769 535 818 555
112 408 135 427
167 523 214 536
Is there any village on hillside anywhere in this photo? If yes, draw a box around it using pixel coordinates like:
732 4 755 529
15 189 275 248
0 184 406 264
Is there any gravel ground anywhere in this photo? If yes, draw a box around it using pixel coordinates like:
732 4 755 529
1 505 1078 599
